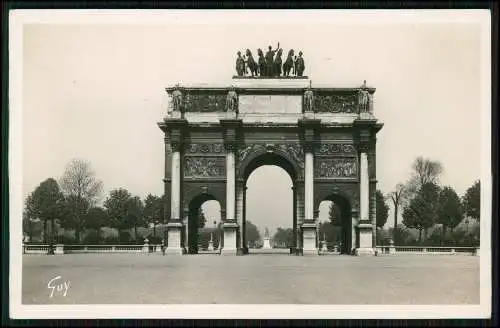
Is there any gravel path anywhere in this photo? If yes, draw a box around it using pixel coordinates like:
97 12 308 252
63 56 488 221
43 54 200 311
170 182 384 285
22 254 479 304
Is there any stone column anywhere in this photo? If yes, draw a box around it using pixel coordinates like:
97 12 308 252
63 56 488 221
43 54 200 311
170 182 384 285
355 148 374 256
222 143 238 255
220 208 226 249
314 210 320 249
296 183 304 254
351 211 358 253
236 181 244 253
165 141 185 255
302 145 318 255
183 211 189 251
221 119 241 255
370 184 377 247
291 186 297 254
243 185 248 254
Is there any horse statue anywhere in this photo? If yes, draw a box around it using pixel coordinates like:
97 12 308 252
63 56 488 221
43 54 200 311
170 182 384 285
283 49 295 77
274 48 283 77
245 49 258 77
257 48 266 76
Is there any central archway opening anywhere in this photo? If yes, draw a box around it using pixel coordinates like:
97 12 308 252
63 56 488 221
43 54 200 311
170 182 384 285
187 195 221 254
242 152 297 254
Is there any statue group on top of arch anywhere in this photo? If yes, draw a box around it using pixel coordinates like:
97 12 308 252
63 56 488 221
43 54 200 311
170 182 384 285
235 42 305 78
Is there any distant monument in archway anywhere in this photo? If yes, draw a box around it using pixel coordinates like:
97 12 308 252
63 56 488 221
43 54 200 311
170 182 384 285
263 227 271 249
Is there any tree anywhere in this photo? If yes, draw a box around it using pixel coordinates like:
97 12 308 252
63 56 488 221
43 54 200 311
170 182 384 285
375 190 389 229
25 178 64 243
318 221 341 245
328 203 342 226
387 183 408 238
23 208 34 241
84 207 109 243
245 221 261 248
127 195 145 240
463 180 480 221
272 227 294 247
402 182 440 242
198 208 207 229
59 194 90 243
437 186 464 235
406 156 444 196
143 194 164 237
59 159 103 242
104 188 132 234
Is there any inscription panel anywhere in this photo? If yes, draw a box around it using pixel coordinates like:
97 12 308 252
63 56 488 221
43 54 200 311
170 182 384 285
184 157 225 178
315 158 358 178
239 95 302 114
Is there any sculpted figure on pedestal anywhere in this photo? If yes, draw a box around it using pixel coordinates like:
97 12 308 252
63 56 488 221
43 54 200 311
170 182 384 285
265 42 280 77
172 86 183 112
304 82 314 112
245 49 258 77
283 49 295 77
226 87 238 112
257 48 266 77
358 80 369 113
295 51 305 76
235 51 245 76
273 48 283 77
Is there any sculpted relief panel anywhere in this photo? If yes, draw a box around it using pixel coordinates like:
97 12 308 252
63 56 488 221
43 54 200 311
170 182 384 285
314 93 358 113
184 93 227 112
184 157 225 178
237 143 305 173
316 143 356 156
184 143 224 155
315 158 358 178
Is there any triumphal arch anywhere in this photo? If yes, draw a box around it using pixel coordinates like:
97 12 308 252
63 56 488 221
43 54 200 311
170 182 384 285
158 66 382 256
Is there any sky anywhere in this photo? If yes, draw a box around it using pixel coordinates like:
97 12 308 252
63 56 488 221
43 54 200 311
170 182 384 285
18 11 488 236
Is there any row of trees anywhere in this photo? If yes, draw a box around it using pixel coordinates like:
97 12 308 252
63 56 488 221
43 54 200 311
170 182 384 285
24 156 481 247
272 156 480 248
23 159 166 244
388 157 480 244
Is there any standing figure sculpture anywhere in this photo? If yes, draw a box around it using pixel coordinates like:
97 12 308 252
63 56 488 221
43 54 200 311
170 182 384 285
283 49 295 77
274 48 283 77
242 54 248 76
358 80 369 113
172 86 184 112
235 51 245 76
226 87 238 112
295 51 305 77
265 42 280 77
245 49 258 77
257 48 266 77
304 81 314 112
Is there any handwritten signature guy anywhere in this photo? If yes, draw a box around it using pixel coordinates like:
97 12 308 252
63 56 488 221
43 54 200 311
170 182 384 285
47 275 70 298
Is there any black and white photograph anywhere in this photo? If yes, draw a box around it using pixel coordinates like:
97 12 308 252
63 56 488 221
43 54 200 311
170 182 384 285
9 10 491 319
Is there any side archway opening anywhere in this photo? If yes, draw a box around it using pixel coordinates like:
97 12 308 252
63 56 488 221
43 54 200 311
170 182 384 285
317 194 352 254
187 195 222 254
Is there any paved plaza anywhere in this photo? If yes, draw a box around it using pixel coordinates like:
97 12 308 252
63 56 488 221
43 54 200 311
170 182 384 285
22 254 479 304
